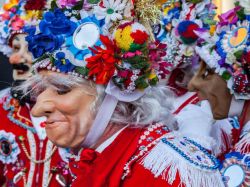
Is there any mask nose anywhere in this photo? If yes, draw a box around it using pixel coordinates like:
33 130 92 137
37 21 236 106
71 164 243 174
31 88 56 118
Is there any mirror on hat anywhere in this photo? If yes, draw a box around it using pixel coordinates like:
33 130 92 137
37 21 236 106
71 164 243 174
229 27 248 48
73 22 100 50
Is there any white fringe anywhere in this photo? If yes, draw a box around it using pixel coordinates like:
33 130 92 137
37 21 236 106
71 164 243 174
235 133 250 154
141 138 224 187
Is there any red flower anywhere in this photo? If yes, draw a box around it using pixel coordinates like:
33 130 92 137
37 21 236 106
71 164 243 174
86 35 118 85
242 51 250 65
24 0 46 10
131 30 149 45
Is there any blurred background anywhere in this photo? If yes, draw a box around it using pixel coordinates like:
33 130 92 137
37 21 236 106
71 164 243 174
0 0 236 91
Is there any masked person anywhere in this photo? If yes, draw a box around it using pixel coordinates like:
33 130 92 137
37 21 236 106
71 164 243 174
0 0 72 186
152 0 217 113
20 0 225 186
188 1 250 186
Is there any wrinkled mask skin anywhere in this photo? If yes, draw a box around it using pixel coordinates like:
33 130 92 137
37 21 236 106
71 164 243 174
188 61 232 120
31 71 97 149
9 34 33 81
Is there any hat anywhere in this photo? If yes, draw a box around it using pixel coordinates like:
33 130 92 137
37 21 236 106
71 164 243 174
0 0 46 56
26 0 174 147
195 1 250 100
28 0 172 94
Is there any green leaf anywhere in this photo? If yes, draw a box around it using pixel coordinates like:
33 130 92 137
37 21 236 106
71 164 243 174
135 75 149 89
149 76 159 86
50 0 58 10
221 71 231 81
75 66 89 76
234 50 244 60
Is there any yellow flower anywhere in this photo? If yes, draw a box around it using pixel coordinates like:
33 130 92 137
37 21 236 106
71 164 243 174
21 10 43 21
114 26 134 51
148 71 157 80
3 0 19 11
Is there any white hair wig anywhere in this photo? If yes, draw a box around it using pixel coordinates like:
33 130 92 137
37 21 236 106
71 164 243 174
18 73 175 128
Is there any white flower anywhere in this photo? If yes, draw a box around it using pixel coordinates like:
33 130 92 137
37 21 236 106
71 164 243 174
239 0 250 15
0 131 20 164
93 0 126 24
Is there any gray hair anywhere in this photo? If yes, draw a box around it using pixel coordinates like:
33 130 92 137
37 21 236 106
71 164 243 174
18 73 175 128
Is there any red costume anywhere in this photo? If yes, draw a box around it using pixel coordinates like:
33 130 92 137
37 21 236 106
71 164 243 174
70 123 224 187
0 93 72 187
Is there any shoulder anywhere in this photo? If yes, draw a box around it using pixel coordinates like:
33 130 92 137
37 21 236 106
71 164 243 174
140 131 224 187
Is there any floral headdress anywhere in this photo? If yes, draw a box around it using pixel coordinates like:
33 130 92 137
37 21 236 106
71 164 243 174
0 0 46 56
27 0 174 147
151 0 216 95
153 0 216 68
29 0 171 94
195 1 250 100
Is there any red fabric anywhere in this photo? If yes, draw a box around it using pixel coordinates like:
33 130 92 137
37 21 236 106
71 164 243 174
71 127 182 187
0 96 72 187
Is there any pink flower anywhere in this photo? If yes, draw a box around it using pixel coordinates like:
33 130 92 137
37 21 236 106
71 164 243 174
10 16 25 31
57 0 79 8
218 6 241 27
123 50 142 58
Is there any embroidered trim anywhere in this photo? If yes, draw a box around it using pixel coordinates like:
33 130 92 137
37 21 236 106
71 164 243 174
42 140 53 187
27 131 36 187
122 123 170 179
161 136 220 171
141 132 224 187
3 95 36 134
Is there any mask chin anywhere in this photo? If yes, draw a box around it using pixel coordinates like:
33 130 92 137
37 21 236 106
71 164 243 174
228 96 245 117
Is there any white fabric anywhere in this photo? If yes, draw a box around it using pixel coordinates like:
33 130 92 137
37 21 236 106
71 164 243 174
228 96 245 117
172 92 196 112
175 100 215 150
82 94 118 148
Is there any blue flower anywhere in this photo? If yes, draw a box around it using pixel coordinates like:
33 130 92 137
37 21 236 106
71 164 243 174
54 52 75 73
26 32 64 58
39 9 77 36
65 15 102 61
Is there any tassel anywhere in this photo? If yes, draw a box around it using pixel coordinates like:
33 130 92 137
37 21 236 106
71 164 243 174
235 133 250 154
140 134 224 187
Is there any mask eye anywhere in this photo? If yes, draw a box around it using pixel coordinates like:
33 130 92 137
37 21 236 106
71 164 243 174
56 86 72 95
13 45 20 52
202 68 213 79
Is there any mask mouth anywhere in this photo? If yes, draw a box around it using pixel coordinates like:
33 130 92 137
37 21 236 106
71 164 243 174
12 63 30 74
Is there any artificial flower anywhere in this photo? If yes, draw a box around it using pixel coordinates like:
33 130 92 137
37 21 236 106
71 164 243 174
24 0 46 10
54 52 75 73
56 0 80 8
114 24 133 51
3 0 19 11
10 15 25 31
93 0 126 24
39 9 77 36
218 6 241 27
26 32 64 58
130 30 148 45
86 35 118 84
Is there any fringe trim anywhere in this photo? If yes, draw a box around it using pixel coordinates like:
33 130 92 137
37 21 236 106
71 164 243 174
141 137 224 187
235 133 250 154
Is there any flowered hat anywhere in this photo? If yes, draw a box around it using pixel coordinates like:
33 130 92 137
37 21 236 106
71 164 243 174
27 0 173 146
151 0 216 95
0 0 46 56
29 0 172 94
195 1 250 100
